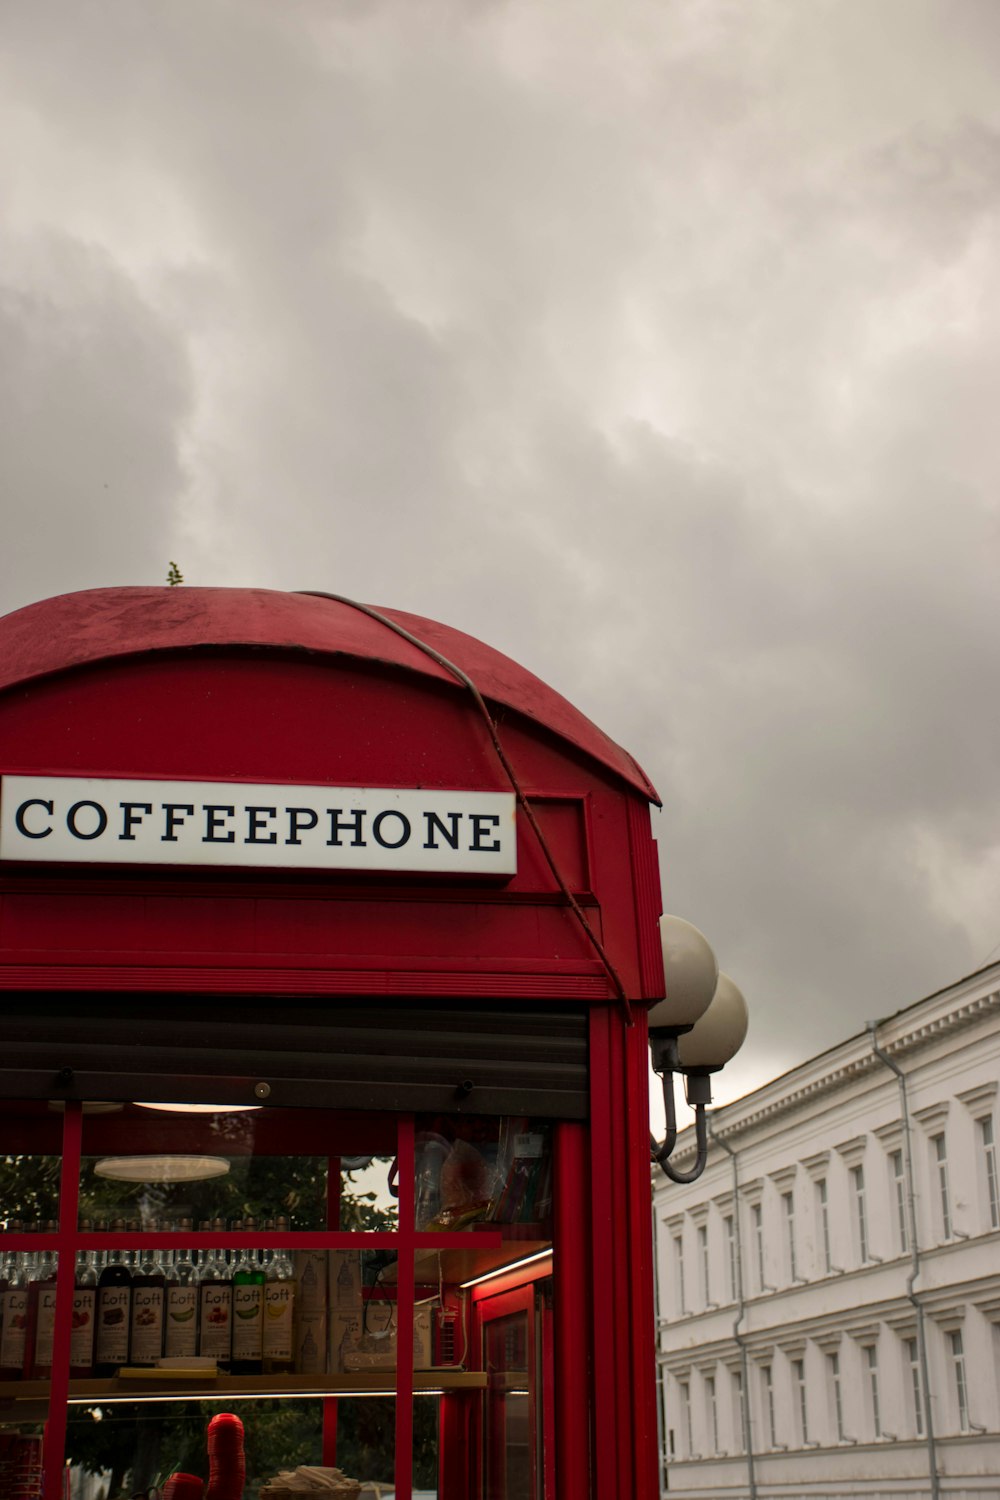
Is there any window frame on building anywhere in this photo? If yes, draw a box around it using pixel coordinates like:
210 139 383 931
931 1131 952 1242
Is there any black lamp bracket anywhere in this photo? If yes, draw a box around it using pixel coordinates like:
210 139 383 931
649 1032 713 1183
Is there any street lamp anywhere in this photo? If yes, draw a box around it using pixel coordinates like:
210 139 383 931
649 917 748 1183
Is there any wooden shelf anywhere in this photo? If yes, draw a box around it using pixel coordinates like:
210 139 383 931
0 1371 485 1413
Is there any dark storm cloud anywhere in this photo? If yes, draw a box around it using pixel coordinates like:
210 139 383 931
1 0 999 1097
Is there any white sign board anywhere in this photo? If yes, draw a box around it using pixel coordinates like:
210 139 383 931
0 776 517 875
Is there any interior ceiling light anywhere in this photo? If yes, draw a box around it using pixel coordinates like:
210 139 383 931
134 1103 261 1114
93 1155 231 1183
459 1250 553 1289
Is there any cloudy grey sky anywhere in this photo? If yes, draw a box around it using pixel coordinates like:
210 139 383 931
2 0 999 1106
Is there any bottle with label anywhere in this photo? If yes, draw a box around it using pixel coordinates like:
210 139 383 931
25 1225 58 1378
130 1236 166 1367
164 1225 198 1360
0 1245 28 1380
230 1221 264 1375
197 1236 232 1369
94 1225 132 1378
69 1246 98 1378
263 1219 295 1376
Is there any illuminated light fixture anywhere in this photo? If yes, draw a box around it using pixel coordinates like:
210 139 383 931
134 1103 261 1114
93 1155 231 1183
649 917 749 1185
68 1388 446 1404
459 1249 553 1290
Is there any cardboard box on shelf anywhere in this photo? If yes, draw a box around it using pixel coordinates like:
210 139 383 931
328 1250 363 1313
294 1252 328 1374
294 1251 328 1311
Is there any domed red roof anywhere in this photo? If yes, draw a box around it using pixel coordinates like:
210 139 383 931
0 587 659 801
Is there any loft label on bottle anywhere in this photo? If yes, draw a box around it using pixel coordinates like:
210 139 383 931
0 1288 28 1367
130 1286 164 1363
95 1287 130 1365
231 1285 263 1360
165 1287 198 1358
263 1284 294 1362
34 1287 58 1369
69 1289 96 1369
198 1285 231 1359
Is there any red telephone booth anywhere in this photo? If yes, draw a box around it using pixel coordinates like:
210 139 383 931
0 587 664 1500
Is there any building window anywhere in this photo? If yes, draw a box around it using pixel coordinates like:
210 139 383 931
732 1367 747 1450
793 1357 808 1445
864 1345 882 1439
658 1371 671 1482
890 1148 908 1252
979 1116 999 1231
724 1213 737 1300
827 1351 845 1441
679 1378 693 1455
673 1233 686 1314
698 1222 710 1306
816 1178 832 1273
760 1363 775 1448
851 1165 869 1263
949 1330 969 1432
905 1336 924 1437
932 1133 952 1240
751 1202 765 1292
705 1373 719 1452
782 1191 797 1281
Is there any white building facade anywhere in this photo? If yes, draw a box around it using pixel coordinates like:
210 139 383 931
653 963 1000 1500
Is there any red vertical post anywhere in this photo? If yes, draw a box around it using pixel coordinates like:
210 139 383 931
588 1003 660 1500
394 1117 415 1500
44 1102 82 1500
322 1156 340 1468
553 1122 591 1500
624 1009 659 1500
438 1392 472 1500
587 1006 622 1499
540 1283 556 1500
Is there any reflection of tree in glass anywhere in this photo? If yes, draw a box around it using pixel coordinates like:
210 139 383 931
66 1395 437 1497
0 1155 61 1224
76 1156 330 1230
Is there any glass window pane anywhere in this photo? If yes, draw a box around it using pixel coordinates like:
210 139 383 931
79 1105 396 1232
415 1117 552 1237
0 1101 62 1226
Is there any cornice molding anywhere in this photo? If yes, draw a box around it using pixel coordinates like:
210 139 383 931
668 984 1000 1159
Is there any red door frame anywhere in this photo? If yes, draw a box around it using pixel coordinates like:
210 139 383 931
587 1004 659 1500
475 1281 539 1500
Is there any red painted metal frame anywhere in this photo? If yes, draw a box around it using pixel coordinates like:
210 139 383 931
552 1123 590 1500
394 1117 416 1500
22 1110 507 1500
474 1281 538 1500
0 589 667 1500
586 1005 659 1500
17 1036 661 1500
438 1381 473 1500
0 653 662 1007
322 1156 340 1470
43 1101 81 1500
